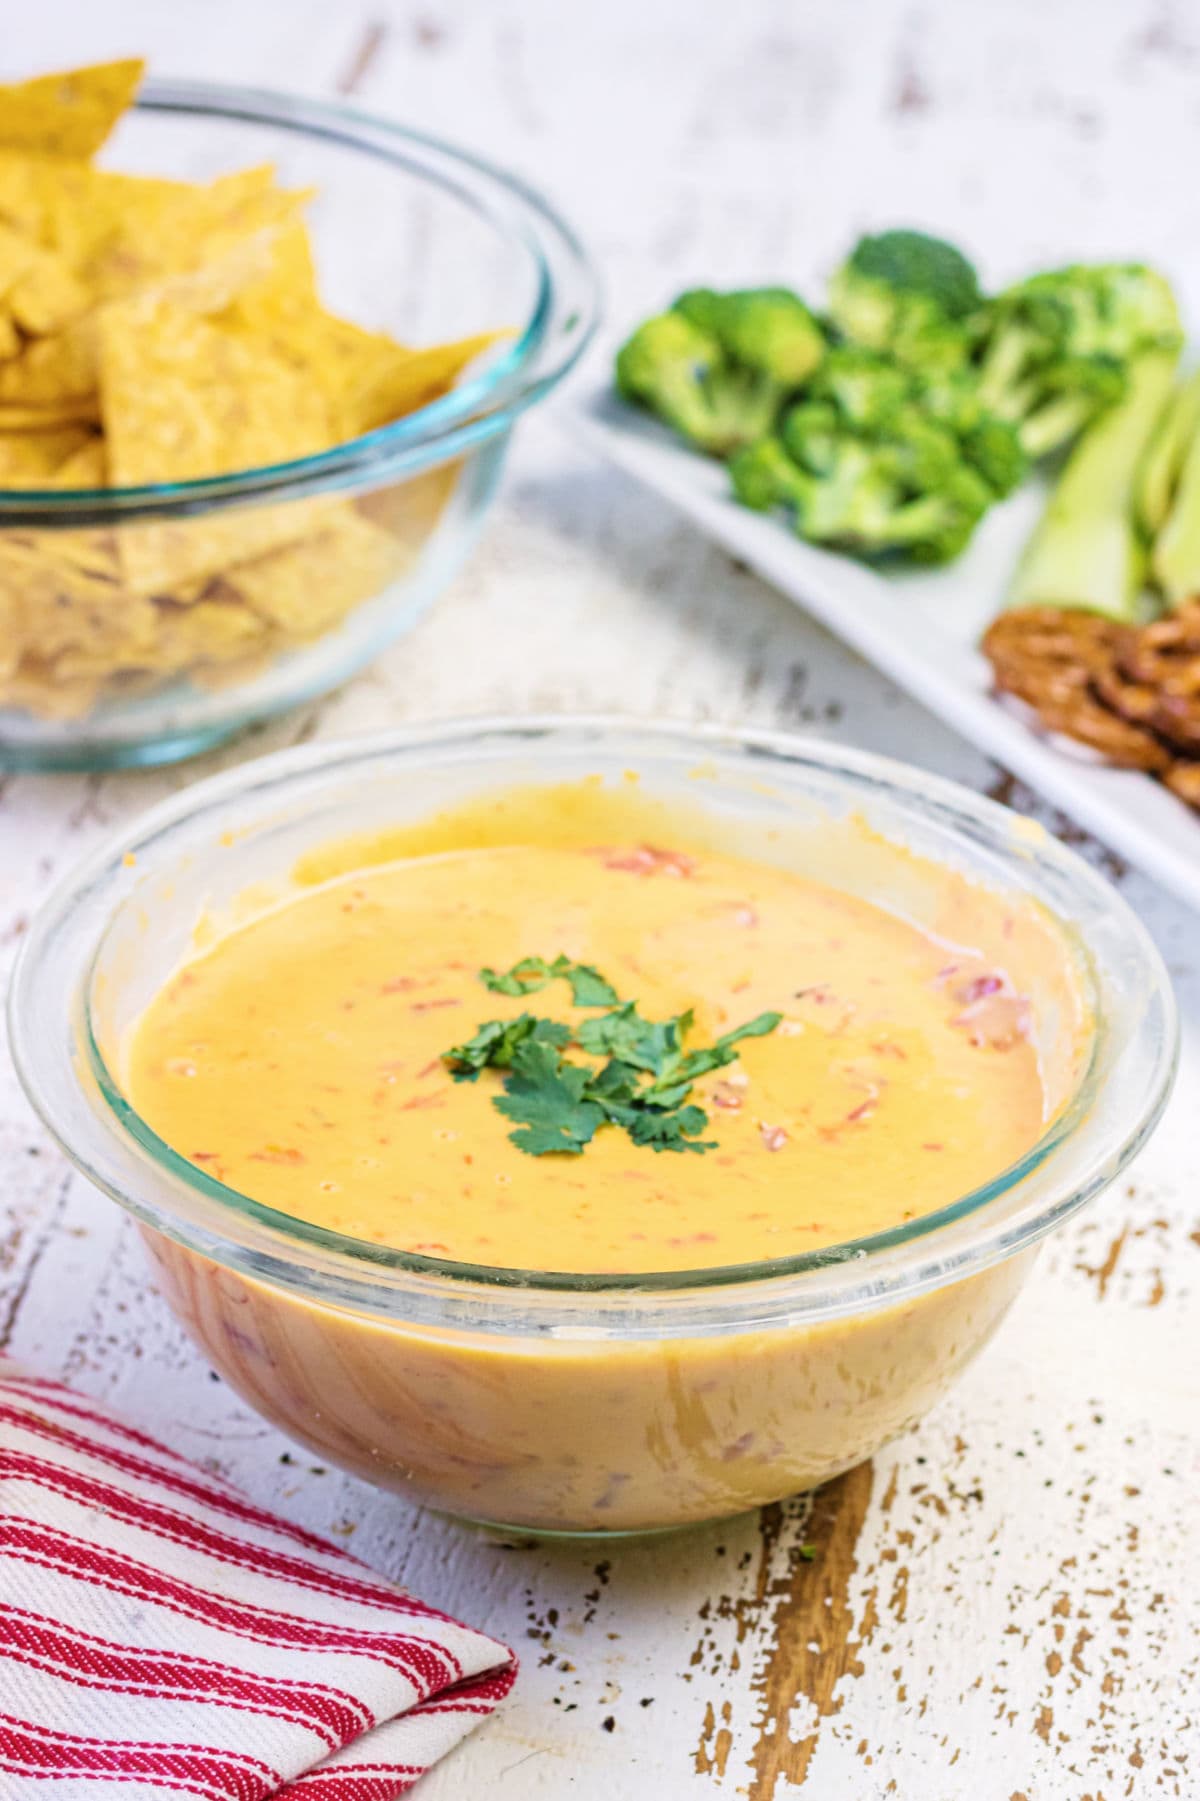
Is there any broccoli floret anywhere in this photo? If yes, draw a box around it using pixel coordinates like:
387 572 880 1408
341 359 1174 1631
1010 349 1179 621
806 346 911 432
827 229 983 373
909 369 1027 498
731 393 992 566
614 309 781 456
730 435 818 512
675 285 825 386
978 263 1182 459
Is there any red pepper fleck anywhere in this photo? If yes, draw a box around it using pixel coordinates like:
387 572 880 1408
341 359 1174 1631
955 973 1005 1005
603 844 695 878
410 997 460 1012
381 975 420 994
922 1142 944 1152
845 1097 877 1124
249 1147 306 1166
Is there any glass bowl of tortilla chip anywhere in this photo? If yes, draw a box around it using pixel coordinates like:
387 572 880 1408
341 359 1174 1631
0 71 598 769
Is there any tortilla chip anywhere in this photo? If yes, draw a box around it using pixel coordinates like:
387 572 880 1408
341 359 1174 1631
344 332 501 437
0 312 18 360
0 425 92 487
7 245 90 335
0 304 94 397
0 59 144 161
99 293 335 588
226 505 403 637
52 436 107 486
84 166 308 302
0 151 53 242
0 219 43 295
149 592 270 666
0 398 99 429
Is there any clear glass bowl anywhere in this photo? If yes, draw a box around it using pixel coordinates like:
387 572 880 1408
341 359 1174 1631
9 719 1177 1534
0 84 598 771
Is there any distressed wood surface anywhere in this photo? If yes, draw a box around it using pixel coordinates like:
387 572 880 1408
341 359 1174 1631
3 3 1199 1795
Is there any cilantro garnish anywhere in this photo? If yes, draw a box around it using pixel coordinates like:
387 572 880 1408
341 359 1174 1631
479 954 619 1008
440 957 782 1158
443 1014 570 1082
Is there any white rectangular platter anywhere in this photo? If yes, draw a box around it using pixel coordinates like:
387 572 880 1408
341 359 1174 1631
574 383 1200 912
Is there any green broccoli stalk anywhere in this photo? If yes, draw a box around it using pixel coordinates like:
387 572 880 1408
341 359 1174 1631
978 264 1182 460
1008 348 1179 621
730 396 993 566
827 229 983 373
614 310 782 457
1149 374 1200 606
1136 367 1200 540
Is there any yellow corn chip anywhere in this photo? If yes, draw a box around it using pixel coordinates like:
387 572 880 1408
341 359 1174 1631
85 166 308 302
0 59 144 160
0 398 99 429
0 151 52 242
0 425 92 486
99 293 335 589
52 436 106 486
0 217 88 336
0 312 18 360
344 332 501 437
0 219 43 295
225 505 403 638
149 592 270 666
7 245 90 335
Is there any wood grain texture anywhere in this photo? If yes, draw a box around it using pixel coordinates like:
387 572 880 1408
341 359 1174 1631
1 2 1199 1795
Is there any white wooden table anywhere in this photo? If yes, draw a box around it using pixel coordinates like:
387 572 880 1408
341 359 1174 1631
4 3 1199 1795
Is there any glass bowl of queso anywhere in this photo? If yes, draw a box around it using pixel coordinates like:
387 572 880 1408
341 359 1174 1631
10 719 1177 1535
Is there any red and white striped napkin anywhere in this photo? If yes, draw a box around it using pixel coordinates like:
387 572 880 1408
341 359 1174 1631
0 1361 516 1798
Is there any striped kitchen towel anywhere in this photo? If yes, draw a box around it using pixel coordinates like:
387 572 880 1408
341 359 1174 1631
0 1361 516 1798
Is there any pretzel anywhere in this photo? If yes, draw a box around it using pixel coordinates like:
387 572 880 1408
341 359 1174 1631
995 659 1172 772
982 608 1127 686
1091 665 1200 756
1119 599 1200 696
1164 761 1200 810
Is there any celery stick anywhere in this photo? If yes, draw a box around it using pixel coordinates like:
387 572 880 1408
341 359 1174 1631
1008 349 1179 622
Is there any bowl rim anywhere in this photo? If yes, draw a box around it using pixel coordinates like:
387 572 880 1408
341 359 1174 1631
8 716 1179 1330
0 77 601 525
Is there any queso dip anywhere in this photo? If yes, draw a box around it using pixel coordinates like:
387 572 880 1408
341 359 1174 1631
127 789 1051 1275
119 778 1094 1530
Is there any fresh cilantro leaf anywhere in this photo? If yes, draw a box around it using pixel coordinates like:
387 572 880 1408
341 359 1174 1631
716 1011 783 1051
441 978 782 1159
562 962 619 1007
625 1104 714 1154
442 1014 569 1080
479 956 555 997
577 1002 693 1074
585 1058 642 1108
479 955 619 1007
493 1037 607 1156
647 1010 784 1095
